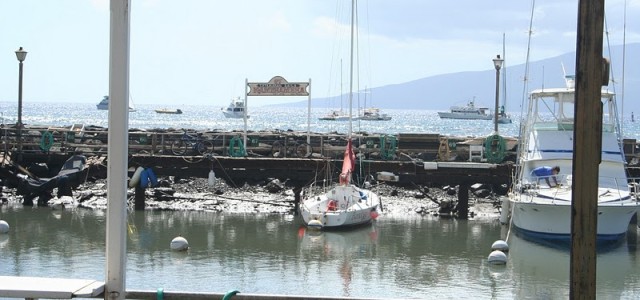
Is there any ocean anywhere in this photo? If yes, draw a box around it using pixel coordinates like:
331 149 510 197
3 101 640 142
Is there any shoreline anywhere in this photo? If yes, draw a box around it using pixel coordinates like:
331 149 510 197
1 176 503 221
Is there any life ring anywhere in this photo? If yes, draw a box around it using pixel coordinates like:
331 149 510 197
379 135 397 160
40 131 54 152
484 134 507 163
229 136 245 157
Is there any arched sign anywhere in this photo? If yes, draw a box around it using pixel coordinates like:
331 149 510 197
247 76 309 96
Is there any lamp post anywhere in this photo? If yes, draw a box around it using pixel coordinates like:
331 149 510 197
492 54 504 133
15 47 27 161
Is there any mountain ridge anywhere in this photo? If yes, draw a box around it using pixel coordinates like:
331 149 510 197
277 43 640 114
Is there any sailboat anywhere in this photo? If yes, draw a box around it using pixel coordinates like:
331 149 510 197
319 60 350 121
300 0 379 229
358 88 391 121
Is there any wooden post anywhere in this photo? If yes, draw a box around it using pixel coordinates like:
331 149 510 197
134 185 145 210
151 133 157 156
293 186 301 216
571 0 604 298
457 183 469 219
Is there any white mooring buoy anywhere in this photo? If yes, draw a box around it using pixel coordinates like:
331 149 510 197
170 236 189 251
0 220 9 234
488 250 508 265
491 239 509 252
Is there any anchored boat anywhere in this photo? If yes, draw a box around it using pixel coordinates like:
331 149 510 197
506 74 640 243
300 0 379 230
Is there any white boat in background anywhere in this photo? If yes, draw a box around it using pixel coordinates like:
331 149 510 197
222 97 249 119
438 98 492 120
96 95 136 112
359 107 391 121
318 110 350 121
155 108 183 114
506 74 640 243
301 0 379 230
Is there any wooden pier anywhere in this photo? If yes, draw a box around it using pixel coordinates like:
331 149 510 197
4 125 640 187
1 125 518 187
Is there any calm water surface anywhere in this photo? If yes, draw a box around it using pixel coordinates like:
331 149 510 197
1 206 639 299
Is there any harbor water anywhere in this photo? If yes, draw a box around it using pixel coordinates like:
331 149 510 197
0 206 639 299
1 101 640 299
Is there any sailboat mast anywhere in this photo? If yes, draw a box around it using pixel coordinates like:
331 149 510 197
502 33 506 115
348 0 356 138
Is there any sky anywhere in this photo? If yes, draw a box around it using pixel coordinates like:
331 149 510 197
1 0 639 107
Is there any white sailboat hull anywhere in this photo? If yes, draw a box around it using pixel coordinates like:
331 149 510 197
301 185 378 228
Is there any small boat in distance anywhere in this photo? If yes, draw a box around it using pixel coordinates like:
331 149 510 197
437 98 492 120
96 95 136 112
222 97 249 119
155 108 183 114
359 107 391 121
318 110 350 121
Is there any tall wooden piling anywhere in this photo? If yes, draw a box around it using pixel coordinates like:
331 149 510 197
571 0 605 298
457 183 469 219
134 185 145 210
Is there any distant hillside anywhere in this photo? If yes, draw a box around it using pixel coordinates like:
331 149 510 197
280 43 640 114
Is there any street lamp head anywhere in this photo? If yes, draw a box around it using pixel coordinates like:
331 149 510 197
492 54 503 70
15 47 27 62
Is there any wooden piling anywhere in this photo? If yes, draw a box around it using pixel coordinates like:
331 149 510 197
457 183 469 219
134 185 145 210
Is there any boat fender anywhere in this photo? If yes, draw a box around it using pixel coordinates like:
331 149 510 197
139 168 150 188
307 219 323 230
146 167 158 187
129 166 144 188
222 290 240 300
208 170 216 187
39 131 54 152
499 196 510 225
156 288 164 300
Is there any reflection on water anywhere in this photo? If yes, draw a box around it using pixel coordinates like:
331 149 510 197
0 206 639 299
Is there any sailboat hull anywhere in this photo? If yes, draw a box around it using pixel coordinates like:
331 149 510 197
301 185 379 228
